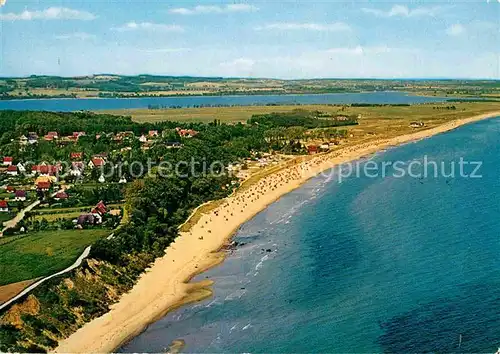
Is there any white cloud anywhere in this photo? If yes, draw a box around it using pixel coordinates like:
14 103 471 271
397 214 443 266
55 32 96 41
446 24 466 36
0 7 96 21
255 22 351 32
169 4 258 15
113 22 185 32
361 5 441 18
0 0 6 7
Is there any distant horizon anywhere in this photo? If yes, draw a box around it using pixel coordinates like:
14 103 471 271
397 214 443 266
1 74 499 81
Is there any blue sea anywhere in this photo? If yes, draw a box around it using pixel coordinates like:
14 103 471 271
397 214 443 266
121 116 500 353
0 91 445 111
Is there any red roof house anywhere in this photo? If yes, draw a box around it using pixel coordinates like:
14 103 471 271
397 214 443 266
3 157 13 165
14 190 26 201
89 157 105 168
307 145 319 154
0 200 8 211
36 181 51 191
6 165 18 175
71 152 83 160
54 191 69 200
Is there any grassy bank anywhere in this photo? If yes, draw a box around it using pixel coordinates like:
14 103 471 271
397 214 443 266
0 229 110 286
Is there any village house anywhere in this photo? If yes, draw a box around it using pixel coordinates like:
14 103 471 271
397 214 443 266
73 131 86 138
3 157 13 166
5 165 18 176
98 175 106 183
36 181 51 192
6 186 15 193
70 152 84 160
148 130 159 138
32 165 60 176
307 145 319 154
76 213 98 227
70 161 85 176
319 143 330 151
119 176 127 184
409 121 425 128
176 127 199 138
44 131 59 141
54 191 69 201
17 163 26 174
77 200 108 227
0 200 9 212
14 190 27 201
28 132 39 144
88 157 106 169
19 135 28 146
139 134 148 143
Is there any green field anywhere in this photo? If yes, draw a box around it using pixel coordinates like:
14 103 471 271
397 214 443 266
103 101 500 125
0 229 110 286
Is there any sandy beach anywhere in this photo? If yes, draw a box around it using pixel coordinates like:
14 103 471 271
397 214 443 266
54 110 500 353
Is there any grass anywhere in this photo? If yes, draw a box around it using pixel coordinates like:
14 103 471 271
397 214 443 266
102 102 500 125
0 229 110 286
34 212 82 222
0 213 15 223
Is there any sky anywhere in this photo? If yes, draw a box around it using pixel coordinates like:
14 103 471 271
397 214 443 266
0 0 498 79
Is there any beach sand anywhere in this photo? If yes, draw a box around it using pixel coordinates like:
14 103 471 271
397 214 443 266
54 111 500 353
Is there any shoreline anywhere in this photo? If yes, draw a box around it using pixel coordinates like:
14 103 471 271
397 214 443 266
54 110 500 353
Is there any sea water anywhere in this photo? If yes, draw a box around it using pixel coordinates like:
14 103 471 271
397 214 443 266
121 116 500 353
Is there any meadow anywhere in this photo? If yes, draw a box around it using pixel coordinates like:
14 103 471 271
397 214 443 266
0 229 110 286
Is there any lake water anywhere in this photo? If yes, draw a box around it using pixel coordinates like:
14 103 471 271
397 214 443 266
121 116 500 353
0 92 445 112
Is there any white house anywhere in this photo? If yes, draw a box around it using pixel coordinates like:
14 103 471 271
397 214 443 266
119 176 127 184
14 190 26 201
98 175 106 183
19 135 28 146
17 163 26 174
139 135 148 143
6 165 18 176
0 201 8 212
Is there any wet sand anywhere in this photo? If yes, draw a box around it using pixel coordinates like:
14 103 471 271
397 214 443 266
54 111 500 353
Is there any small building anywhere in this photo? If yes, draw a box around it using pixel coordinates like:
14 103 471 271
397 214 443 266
0 200 8 212
3 157 13 166
54 191 69 200
98 175 106 183
28 133 38 144
409 121 425 128
176 128 199 138
119 176 127 184
36 181 51 192
139 135 148 143
88 157 105 169
320 143 330 151
17 162 26 174
148 130 159 137
70 162 85 176
307 145 319 155
19 135 28 146
6 186 15 193
5 165 18 176
14 190 26 201
71 152 83 160
76 213 99 227
32 165 60 176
